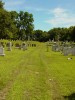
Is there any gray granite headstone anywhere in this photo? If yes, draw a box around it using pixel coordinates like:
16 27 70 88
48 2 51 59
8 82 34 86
72 47 75 56
52 45 56 51
22 43 27 51
7 42 12 51
0 47 5 56
63 47 68 56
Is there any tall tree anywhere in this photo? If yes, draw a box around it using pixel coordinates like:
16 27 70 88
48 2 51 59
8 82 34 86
0 0 4 9
10 11 18 40
16 11 34 40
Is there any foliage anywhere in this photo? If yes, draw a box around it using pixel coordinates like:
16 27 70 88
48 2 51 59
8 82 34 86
0 1 75 41
0 1 34 40
34 30 49 42
0 0 4 9
16 11 34 40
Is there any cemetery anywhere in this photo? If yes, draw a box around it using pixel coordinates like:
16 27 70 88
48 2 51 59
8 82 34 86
1 0 75 100
0 39 75 100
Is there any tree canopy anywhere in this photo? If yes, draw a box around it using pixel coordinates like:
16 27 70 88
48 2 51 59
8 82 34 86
0 1 34 40
0 1 75 42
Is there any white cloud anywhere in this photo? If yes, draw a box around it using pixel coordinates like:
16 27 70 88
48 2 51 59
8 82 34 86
46 7 75 28
52 8 67 18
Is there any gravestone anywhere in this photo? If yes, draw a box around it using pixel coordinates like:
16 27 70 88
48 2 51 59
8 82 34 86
0 47 5 56
68 47 72 54
63 47 68 56
52 42 60 52
22 42 27 51
72 47 75 56
63 47 73 56
23 44 27 51
7 42 12 51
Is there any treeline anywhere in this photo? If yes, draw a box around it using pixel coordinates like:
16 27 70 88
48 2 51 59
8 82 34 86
0 1 75 42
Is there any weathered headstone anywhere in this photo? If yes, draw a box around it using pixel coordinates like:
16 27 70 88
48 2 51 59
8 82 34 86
52 42 60 52
63 47 68 56
22 42 27 51
0 47 5 56
23 44 27 51
7 42 12 51
72 47 75 56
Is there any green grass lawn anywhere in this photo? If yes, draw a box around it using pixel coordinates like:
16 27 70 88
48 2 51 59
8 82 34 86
0 42 75 100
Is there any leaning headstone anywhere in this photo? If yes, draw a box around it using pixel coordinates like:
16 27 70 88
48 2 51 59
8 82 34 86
7 42 12 51
0 47 5 56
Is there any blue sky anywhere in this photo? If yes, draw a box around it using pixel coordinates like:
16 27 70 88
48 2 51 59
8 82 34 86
2 0 75 31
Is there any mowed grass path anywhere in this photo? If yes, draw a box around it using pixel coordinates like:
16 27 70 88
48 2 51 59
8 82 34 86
0 43 75 100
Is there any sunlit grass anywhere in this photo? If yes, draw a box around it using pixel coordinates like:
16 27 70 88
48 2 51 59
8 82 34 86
0 42 75 99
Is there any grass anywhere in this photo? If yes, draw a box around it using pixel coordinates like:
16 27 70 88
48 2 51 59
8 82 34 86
0 42 75 100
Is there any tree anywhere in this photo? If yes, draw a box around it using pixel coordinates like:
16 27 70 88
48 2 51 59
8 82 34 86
16 11 34 40
0 9 12 39
48 27 70 41
70 26 75 41
34 30 48 42
48 28 58 41
0 0 4 9
10 11 18 40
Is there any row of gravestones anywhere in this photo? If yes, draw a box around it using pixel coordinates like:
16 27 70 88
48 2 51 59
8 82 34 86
0 42 37 56
15 43 36 48
15 42 27 50
0 42 36 48
52 42 75 56
63 47 75 56
0 42 27 56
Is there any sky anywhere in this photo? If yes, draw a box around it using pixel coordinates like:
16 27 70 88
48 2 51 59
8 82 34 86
2 0 75 31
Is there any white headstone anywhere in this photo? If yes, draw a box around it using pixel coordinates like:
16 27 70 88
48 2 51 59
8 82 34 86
0 47 5 56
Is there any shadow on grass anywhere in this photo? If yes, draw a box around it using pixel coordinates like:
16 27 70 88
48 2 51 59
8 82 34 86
64 93 75 100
